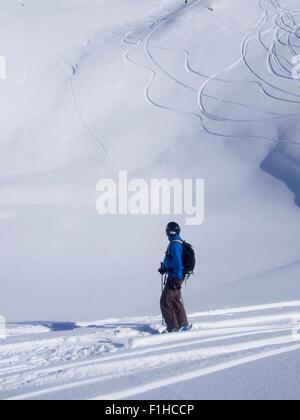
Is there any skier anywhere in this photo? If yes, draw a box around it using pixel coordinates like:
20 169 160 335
158 222 189 333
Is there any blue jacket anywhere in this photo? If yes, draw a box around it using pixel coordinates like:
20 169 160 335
163 234 184 280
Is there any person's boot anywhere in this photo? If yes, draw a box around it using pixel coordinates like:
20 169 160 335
180 325 193 332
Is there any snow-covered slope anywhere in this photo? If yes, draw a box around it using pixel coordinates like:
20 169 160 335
1 301 300 400
2 0 300 400
1 0 300 323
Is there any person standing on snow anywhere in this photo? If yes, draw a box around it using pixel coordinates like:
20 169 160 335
159 222 189 333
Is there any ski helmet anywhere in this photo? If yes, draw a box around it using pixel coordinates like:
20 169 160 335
166 222 181 237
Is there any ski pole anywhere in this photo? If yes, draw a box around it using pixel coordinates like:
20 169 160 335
160 263 166 326
161 275 164 326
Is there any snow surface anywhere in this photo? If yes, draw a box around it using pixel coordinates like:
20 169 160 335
1 0 300 321
1 301 300 400
1 0 300 400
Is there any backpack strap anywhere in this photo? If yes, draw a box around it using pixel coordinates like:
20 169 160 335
167 240 183 256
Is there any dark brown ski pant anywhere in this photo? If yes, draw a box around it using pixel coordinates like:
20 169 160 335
160 279 188 332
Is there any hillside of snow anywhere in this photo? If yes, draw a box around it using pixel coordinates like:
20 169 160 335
1 0 300 401
1 0 300 322
1 301 300 400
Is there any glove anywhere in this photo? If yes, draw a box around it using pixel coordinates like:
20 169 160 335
158 267 167 275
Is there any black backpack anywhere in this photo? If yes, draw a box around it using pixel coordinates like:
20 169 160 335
169 240 196 279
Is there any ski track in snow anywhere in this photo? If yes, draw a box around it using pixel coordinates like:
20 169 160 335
11 0 109 155
1 300 300 400
12 0 300 156
2 0 300 399
122 0 300 146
